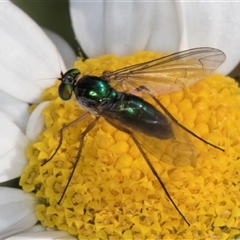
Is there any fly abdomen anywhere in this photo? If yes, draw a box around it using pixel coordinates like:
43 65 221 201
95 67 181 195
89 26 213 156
111 93 174 139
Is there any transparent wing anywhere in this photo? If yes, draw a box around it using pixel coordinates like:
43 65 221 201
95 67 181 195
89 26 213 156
132 122 197 167
101 110 197 168
103 47 226 96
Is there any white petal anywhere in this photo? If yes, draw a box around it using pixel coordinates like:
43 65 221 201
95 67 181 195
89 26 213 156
43 28 76 70
103 2 156 56
0 1 66 104
70 1 105 57
0 89 30 133
70 1 240 74
70 2 158 57
0 112 29 182
26 101 49 141
16 225 46 234
145 1 180 53
0 187 37 239
6 225 76 240
176 1 240 74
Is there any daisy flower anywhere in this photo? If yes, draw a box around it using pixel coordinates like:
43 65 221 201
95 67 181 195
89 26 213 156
1 1 240 239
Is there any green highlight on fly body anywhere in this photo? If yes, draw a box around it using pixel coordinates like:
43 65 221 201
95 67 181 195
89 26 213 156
20 48 240 239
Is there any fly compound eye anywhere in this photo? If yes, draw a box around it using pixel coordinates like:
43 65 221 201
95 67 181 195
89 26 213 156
58 69 80 100
59 69 81 84
66 69 80 83
58 82 73 101
69 68 80 75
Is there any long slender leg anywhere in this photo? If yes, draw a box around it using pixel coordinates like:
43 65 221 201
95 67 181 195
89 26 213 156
58 116 99 204
131 133 190 226
111 119 191 225
134 85 224 152
41 112 90 166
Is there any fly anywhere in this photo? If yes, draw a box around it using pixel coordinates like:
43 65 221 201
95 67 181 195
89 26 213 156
42 47 226 226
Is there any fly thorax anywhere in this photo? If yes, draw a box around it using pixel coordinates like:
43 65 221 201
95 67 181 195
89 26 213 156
74 75 117 114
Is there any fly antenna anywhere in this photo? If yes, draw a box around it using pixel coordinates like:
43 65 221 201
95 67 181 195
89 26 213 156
58 71 64 81
56 48 65 74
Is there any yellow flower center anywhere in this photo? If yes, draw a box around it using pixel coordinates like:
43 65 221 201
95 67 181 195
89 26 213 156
20 51 240 239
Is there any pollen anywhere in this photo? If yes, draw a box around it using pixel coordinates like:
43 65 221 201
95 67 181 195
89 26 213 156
20 51 240 239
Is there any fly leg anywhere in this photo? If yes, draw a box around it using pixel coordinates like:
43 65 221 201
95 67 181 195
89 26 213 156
130 132 190 226
58 116 99 204
133 85 224 152
41 112 91 166
106 119 190 225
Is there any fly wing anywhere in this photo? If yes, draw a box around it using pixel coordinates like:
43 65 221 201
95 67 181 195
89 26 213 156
101 110 197 168
132 122 197 167
103 47 226 96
